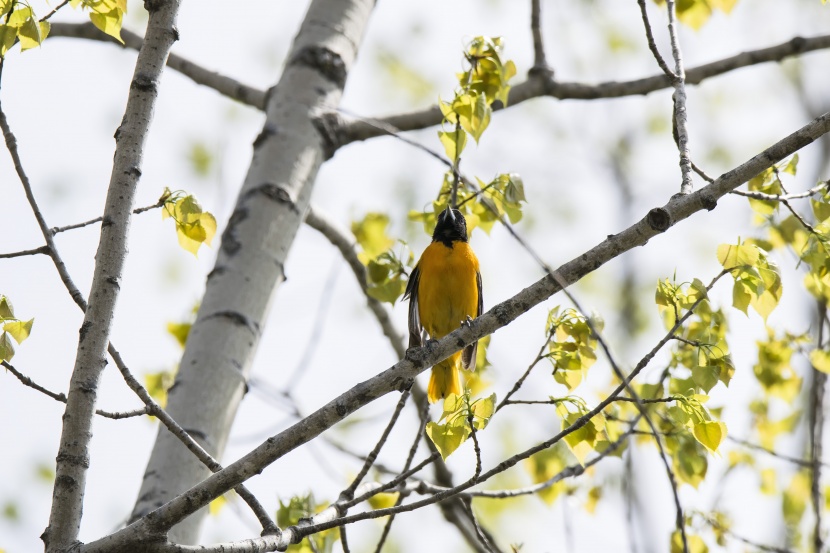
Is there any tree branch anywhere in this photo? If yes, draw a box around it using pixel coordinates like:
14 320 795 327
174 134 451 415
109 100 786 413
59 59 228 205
81 109 830 552
0 245 50 259
2 360 147 419
49 197 166 235
47 22 266 110
36 2 183 549
529 0 549 74
809 303 826 553
664 0 693 199
338 34 830 145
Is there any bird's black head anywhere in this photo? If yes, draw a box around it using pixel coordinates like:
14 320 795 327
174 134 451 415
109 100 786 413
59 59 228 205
432 208 468 246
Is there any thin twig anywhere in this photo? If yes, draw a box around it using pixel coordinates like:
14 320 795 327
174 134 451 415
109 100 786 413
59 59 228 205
0 245 50 259
726 436 825 468
49 198 165 235
729 182 828 202
810 302 826 553
665 0 693 198
2 360 148 420
373 395 429 553
701 513 794 553
636 0 676 79
529 0 549 73
343 387 412 498
496 334 551 411
39 0 70 22
462 498 497 553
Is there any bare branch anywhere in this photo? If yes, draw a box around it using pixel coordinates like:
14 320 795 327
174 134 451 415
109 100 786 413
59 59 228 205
529 0 550 74
81 109 830 551
636 0 676 79
49 198 166 235
730 181 828 201
47 22 267 110
2 360 147 419
701 513 795 553
809 303 826 553
726 436 828 468
342 387 412 498
0 245 50 259
40 0 70 22
339 34 830 145
664 0 693 200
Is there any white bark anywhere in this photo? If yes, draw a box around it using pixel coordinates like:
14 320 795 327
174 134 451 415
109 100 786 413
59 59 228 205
43 2 181 551
130 0 376 543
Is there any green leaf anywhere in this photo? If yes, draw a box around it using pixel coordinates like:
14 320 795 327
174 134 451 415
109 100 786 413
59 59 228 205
692 420 727 452
90 8 124 44
691 365 719 393
0 24 18 57
3 318 33 344
0 296 14 319
671 531 708 553
438 128 467 161
166 322 191 348
17 18 49 51
0 332 14 361
352 213 394 263
717 241 760 270
426 420 468 459
810 349 830 374
471 393 496 430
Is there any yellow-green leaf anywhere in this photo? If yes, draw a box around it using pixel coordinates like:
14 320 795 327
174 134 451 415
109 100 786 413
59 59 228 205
0 332 14 361
209 494 227 516
717 242 759 270
693 420 726 452
3 318 33 344
90 8 124 44
0 296 14 318
810 349 830 374
0 24 17 57
438 128 467 161
426 420 468 459
166 322 191 348
670 531 708 553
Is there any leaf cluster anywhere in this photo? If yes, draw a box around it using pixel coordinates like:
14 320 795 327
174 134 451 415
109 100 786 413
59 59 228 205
161 188 217 257
425 391 495 459
0 295 33 361
351 212 413 305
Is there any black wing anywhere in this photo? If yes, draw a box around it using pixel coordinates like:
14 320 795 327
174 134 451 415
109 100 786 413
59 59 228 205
461 270 483 370
403 265 423 349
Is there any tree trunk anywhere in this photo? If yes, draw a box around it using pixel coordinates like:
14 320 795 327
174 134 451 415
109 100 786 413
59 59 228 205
129 0 376 543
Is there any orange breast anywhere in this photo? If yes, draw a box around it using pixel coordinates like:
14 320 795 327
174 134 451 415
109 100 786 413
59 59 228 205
416 241 479 340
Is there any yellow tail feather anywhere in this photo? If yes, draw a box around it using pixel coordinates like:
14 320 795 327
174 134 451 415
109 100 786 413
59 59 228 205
428 355 461 403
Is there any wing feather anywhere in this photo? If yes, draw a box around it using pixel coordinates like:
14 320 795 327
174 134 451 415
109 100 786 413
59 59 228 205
461 271 483 370
404 266 423 349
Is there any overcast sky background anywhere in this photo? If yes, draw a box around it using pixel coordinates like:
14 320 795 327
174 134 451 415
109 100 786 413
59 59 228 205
2 0 830 551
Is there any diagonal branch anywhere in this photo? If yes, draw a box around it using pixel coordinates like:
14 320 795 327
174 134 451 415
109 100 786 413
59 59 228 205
2 360 147 419
80 109 830 552
47 22 266 109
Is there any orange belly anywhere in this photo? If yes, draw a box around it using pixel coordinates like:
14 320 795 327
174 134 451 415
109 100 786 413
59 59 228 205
416 241 480 340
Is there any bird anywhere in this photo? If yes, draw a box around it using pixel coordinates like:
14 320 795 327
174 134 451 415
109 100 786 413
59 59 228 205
404 207 482 403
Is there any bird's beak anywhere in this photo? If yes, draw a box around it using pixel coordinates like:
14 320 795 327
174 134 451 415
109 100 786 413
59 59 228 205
446 207 456 221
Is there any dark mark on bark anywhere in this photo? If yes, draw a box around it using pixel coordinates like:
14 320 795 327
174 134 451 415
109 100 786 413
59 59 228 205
646 207 671 231
221 207 248 256
289 45 347 88
312 112 341 160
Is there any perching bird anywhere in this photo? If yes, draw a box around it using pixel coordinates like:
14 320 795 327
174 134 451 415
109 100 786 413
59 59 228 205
404 207 482 403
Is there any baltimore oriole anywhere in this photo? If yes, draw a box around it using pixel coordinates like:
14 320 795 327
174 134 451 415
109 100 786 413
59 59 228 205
404 207 482 403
